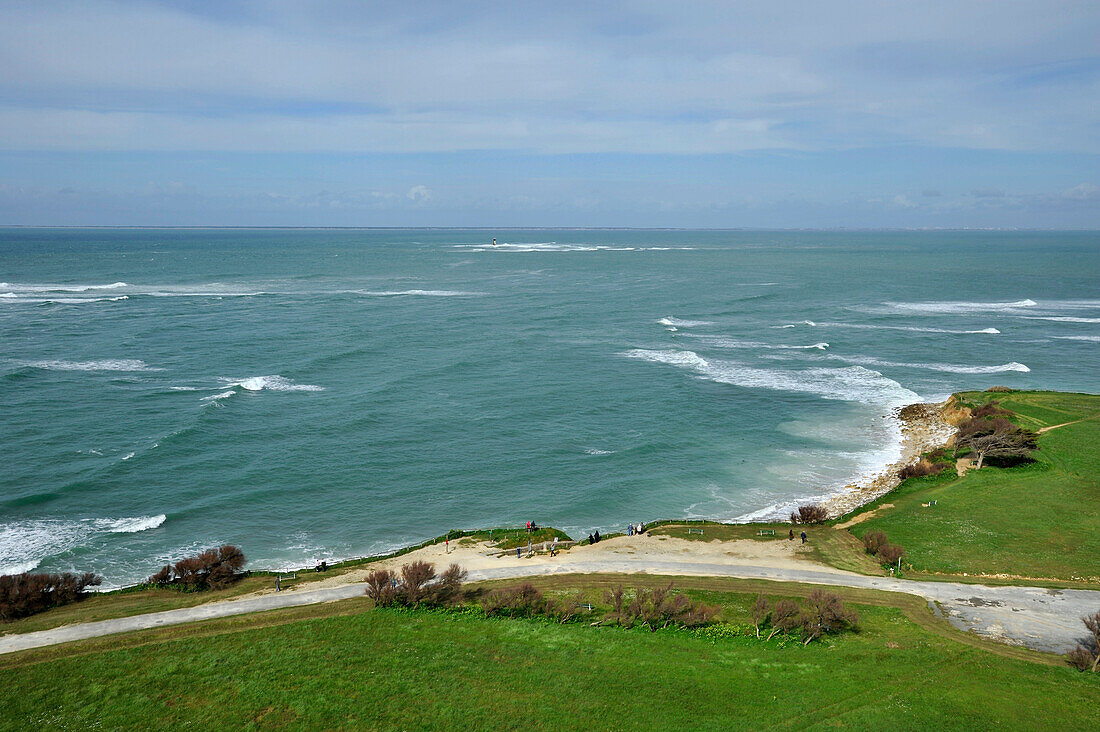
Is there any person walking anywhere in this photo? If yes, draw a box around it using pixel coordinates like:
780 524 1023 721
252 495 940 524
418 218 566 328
800 531 807 544
516 546 521 558
789 529 794 541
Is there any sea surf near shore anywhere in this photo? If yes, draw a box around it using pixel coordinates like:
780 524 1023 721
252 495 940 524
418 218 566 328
2 228 1099 584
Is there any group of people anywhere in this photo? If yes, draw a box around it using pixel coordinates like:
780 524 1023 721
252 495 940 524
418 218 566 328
788 529 808 544
525 520 539 532
627 522 645 536
587 530 601 545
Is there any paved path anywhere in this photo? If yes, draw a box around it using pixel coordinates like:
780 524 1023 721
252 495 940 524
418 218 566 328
3 560 1097 656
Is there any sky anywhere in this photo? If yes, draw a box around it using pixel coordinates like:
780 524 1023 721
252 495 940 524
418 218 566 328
0 0 1098 228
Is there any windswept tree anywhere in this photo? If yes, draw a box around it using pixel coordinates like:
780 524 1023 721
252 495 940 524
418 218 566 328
799 590 859 645
751 595 771 639
767 599 802 640
790 504 828 525
0 572 102 621
1067 611 1100 672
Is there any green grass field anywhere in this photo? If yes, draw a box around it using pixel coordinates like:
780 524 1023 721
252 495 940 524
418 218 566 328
1 576 1096 730
847 391 1100 584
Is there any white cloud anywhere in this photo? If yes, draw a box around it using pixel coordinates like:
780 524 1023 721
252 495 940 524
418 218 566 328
406 185 432 202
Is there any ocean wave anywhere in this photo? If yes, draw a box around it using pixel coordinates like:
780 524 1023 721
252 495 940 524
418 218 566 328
204 376 324 403
584 448 615 455
817 322 1000 335
1021 316 1100 323
623 349 920 406
687 336 829 350
833 355 1030 374
884 298 1036 313
773 320 817 329
2 295 129 304
357 290 485 297
0 281 128 292
18 359 158 372
0 514 166 576
657 317 714 327
1053 335 1100 342
454 243 695 253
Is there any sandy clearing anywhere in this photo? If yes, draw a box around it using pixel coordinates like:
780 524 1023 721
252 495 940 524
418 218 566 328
835 504 894 529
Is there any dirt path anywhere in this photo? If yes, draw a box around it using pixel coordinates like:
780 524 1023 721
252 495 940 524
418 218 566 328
1037 413 1100 433
3 535 1097 657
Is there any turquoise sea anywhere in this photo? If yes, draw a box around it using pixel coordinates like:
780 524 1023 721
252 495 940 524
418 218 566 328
2 228 1098 585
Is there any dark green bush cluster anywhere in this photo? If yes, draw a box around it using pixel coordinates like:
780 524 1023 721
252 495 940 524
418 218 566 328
146 545 246 591
862 530 905 568
750 590 859 645
365 561 468 608
0 571 102 622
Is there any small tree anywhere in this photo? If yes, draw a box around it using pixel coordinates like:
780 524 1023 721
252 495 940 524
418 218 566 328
751 594 771 639
431 563 468 606
364 568 398 606
790 505 828 525
400 560 437 606
877 543 906 568
1067 611 1100 672
767 599 801 640
862 530 888 555
799 590 859 645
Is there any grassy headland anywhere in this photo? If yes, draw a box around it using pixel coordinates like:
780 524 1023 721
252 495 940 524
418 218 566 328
845 390 1100 585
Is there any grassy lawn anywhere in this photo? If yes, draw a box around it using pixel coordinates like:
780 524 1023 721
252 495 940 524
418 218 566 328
1 576 1096 730
846 391 1100 585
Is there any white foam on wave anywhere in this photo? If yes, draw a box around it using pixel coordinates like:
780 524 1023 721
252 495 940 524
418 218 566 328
0 514 166 576
817 322 1000 334
1022 316 1100 324
833 354 1030 374
357 290 485 297
623 349 920 407
19 359 158 372
584 448 615 456
772 320 817 329
688 336 829 350
205 376 324 403
657 317 714 327
3 295 129 304
1053 335 1100 342
0 281 128 293
885 298 1036 313
455 242 695 253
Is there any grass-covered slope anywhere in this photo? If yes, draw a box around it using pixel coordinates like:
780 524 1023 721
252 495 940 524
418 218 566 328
849 390 1100 584
1 582 1097 730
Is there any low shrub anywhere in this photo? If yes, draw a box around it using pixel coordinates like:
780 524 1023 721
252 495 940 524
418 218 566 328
789 505 828 525
984 386 1015 392
877 543 906 567
366 561 468 609
862 530 888 555
146 545 246 591
0 571 102 622
898 458 949 480
755 592 859 644
1066 611 1100 672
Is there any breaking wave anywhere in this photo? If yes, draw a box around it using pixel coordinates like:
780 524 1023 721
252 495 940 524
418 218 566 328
623 349 919 407
657 317 714 327
357 290 485 297
884 299 1036 313
817 323 1001 334
1022 316 1100 324
17 359 158 372
0 514 166 576
833 355 1030 374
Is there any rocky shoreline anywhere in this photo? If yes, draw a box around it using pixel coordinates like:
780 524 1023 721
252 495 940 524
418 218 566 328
821 401 958 519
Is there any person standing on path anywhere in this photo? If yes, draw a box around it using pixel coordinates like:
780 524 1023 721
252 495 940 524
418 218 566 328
789 529 794 541
800 531 807 544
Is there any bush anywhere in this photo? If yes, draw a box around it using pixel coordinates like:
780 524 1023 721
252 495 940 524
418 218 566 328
1066 611 1100 672
0 571 102 622
898 458 950 480
877 543 906 567
755 592 859 645
862 530 888 555
483 582 546 617
789 505 828 525
146 545 246 591
366 562 468 608
984 386 1015 392
798 590 860 645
